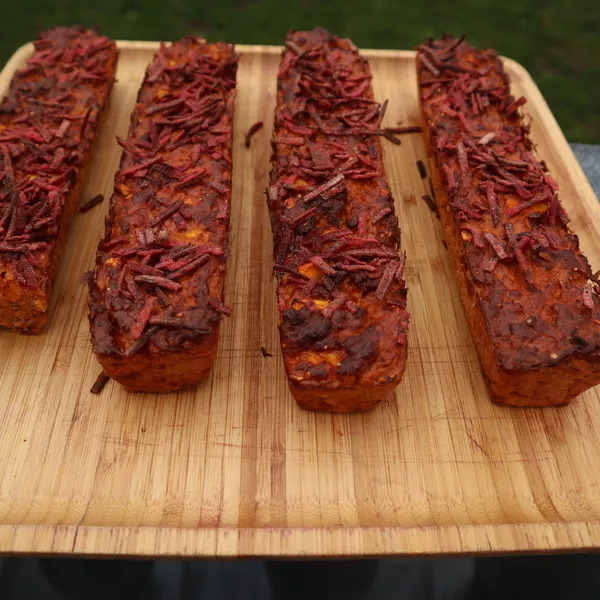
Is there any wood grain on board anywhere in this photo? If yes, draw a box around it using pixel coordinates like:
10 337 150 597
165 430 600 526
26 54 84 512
0 41 599 557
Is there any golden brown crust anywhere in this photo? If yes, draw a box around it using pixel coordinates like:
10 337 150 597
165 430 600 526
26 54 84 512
268 29 409 413
425 127 600 407
0 27 117 333
418 36 600 406
95 328 219 392
289 379 398 412
88 38 237 392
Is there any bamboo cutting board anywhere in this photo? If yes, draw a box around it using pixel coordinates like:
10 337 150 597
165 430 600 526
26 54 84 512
0 40 600 558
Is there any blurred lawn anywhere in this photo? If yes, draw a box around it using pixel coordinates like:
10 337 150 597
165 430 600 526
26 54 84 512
2 0 598 142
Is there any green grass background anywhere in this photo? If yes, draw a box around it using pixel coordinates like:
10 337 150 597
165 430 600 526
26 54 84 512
1 0 598 142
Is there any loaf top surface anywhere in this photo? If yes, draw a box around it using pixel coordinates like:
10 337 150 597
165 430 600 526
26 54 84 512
418 36 600 372
0 27 117 292
269 29 409 390
89 38 237 357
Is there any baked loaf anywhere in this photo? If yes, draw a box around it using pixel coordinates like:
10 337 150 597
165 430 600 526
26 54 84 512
418 35 600 407
268 29 410 412
0 27 117 333
88 38 237 392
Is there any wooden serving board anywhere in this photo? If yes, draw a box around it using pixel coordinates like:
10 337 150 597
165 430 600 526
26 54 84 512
1 40 600 558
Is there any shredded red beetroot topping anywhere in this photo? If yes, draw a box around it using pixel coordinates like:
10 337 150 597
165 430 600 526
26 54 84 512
89 38 237 357
268 29 409 384
418 35 600 370
0 27 116 289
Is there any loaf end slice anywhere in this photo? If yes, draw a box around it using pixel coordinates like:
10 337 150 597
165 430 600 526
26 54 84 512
268 29 409 412
0 27 117 333
89 38 237 392
418 35 600 406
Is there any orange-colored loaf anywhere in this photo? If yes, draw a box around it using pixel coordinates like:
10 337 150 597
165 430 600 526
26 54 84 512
88 38 237 392
267 29 409 412
0 27 117 333
417 36 600 407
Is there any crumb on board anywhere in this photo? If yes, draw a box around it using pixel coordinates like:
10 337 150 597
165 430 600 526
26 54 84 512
245 121 264 148
90 371 110 394
422 194 439 217
79 193 104 213
385 125 422 135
